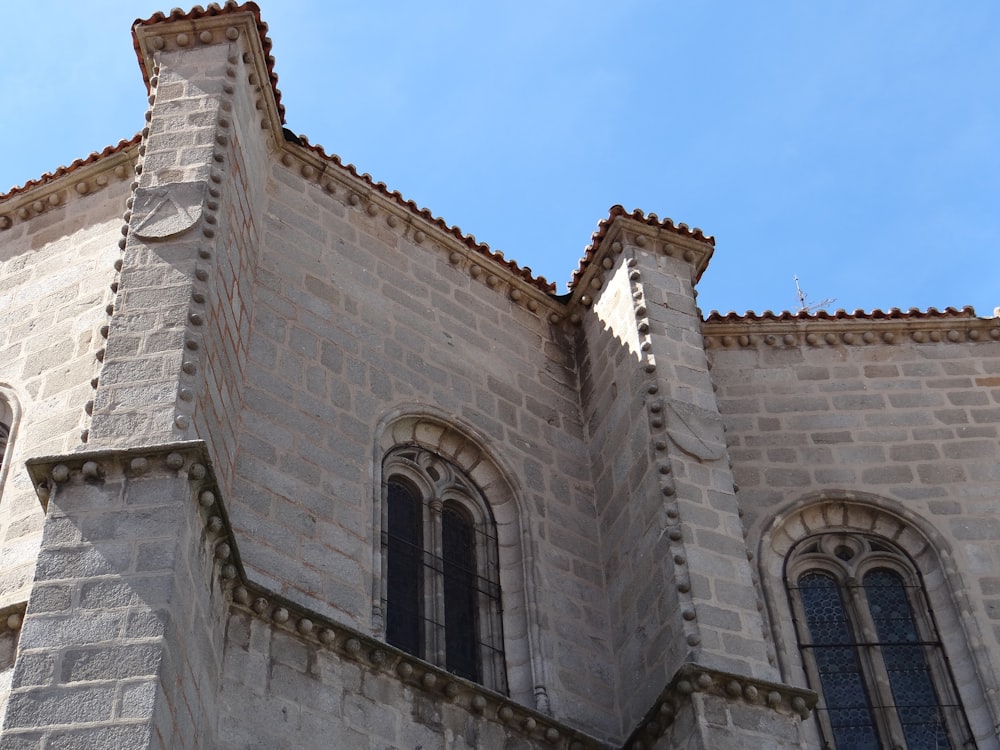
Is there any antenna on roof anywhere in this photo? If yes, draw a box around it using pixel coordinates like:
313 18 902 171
794 275 836 313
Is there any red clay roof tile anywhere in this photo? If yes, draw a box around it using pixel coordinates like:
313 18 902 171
570 205 715 291
0 136 140 203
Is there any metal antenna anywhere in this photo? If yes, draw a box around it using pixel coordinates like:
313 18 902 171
794 275 836 313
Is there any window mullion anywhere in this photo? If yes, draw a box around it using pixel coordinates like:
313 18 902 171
426 497 446 668
848 580 907 748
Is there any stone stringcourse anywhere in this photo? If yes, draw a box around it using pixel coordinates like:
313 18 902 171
622 663 817 750
24 442 609 750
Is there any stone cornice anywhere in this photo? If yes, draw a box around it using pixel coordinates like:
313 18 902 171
0 140 138 232
25 441 218 512
132 7 283 145
623 663 817 750
704 309 1000 349
25 441 608 750
565 214 714 323
272 146 563 319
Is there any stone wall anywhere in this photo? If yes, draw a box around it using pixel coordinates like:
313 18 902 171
707 325 1000 746
0 168 131 610
224 150 624 737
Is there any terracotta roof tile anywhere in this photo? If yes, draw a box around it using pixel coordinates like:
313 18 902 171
295 138 556 294
705 306 978 323
0 136 140 204
570 205 714 290
132 2 284 121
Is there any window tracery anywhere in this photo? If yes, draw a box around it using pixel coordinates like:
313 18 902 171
381 446 506 691
786 532 974 749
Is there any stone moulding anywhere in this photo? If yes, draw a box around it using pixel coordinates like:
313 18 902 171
0 143 138 232
132 8 283 141
622 663 817 750
704 311 1000 349
0 601 26 636
273 146 560 318
564 215 714 321
24 441 607 750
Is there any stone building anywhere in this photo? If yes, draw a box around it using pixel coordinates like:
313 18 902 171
0 3 998 748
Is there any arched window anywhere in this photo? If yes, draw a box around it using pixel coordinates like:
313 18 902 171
0 396 13 485
381 446 505 691
786 532 974 749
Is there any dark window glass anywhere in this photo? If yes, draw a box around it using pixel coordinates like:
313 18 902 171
386 480 423 657
864 569 950 749
798 571 880 749
442 505 478 681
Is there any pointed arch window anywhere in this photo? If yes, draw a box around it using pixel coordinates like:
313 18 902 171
786 533 974 749
381 447 505 691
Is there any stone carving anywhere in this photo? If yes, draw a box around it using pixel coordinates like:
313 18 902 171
664 400 726 461
132 181 207 240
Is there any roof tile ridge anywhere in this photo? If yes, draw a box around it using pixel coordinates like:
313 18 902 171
704 305 980 322
1 134 141 203
570 204 715 290
132 2 285 122
293 136 556 294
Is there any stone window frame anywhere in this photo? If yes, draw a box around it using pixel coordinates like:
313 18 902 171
785 530 973 747
381 445 506 691
373 410 545 709
0 388 20 501
759 492 1000 749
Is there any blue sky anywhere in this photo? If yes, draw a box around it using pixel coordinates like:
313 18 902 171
3 2 999 316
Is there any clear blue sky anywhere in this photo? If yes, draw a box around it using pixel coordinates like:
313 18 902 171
3 2 999 316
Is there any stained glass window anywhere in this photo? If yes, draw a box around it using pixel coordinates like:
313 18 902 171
788 533 973 749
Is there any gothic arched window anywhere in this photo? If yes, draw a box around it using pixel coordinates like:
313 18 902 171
381 446 506 691
786 532 974 749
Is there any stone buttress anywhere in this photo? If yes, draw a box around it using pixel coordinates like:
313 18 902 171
575 214 814 748
1 10 272 747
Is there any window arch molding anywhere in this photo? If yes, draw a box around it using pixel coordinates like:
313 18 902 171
373 408 545 708
758 491 1000 748
0 385 22 502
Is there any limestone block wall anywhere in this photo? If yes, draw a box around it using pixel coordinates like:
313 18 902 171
225 155 619 737
0 171 132 609
708 325 1000 745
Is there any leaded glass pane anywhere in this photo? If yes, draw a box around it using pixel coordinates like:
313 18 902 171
386 480 423 657
864 569 951 750
442 505 479 682
798 571 880 749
